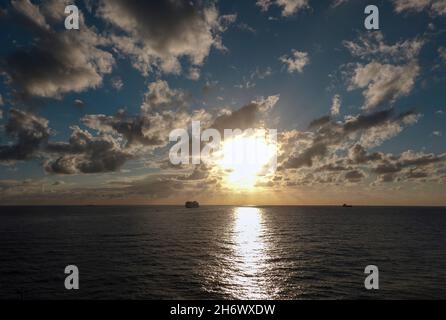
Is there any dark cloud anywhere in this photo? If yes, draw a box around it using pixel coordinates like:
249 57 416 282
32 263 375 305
0 109 50 161
372 152 445 182
344 170 365 182
212 103 259 133
1 0 114 100
373 153 443 175
211 95 279 133
308 115 330 129
0 80 211 175
82 80 198 149
343 109 394 133
378 173 397 183
83 113 164 147
348 144 383 164
97 0 235 75
406 169 428 180
282 109 418 170
283 143 328 169
319 163 351 172
44 126 133 174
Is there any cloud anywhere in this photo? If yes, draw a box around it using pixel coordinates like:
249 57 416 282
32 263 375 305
40 0 72 22
256 0 309 17
279 107 444 187
281 109 420 169
210 95 279 133
330 94 341 116
110 76 124 91
309 116 331 129
372 151 445 183
353 110 420 148
344 33 423 110
343 32 425 63
0 80 212 174
331 0 349 7
37 80 216 175
432 1 446 15
187 67 201 81
344 169 365 182
2 0 115 100
348 144 383 164
237 22 256 34
251 67 273 80
82 110 193 149
44 126 133 174
348 61 420 110
0 109 51 162
343 109 396 133
118 176 185 199
74 99 85 108
283 143 328 168
178 165 209 181
393 0 446 16
82 80 209 149
234 78 256 90
141 80 190 112
97 0 235 75
10 0 50 30
280 50 310 73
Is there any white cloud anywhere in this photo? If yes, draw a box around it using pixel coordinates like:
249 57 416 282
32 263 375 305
331 94 341 116
187 67 201 81
432 0 446 15
393 0 446 16
110 77 124 91
349 62 420 110
280 50 310 73
141 80 189 112
343 32 425 63
256 0 309 17
74 99 85 108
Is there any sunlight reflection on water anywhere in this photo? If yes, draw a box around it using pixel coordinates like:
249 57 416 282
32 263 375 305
228 207 271 299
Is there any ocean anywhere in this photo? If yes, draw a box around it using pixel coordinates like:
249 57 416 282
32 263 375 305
0 206 445 299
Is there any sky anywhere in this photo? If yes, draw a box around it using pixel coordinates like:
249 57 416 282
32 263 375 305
0 0 446 206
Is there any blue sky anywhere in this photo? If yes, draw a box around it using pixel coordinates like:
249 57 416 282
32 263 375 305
0 0 446 205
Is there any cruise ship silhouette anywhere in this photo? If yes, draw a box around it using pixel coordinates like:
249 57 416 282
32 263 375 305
185 201 199 208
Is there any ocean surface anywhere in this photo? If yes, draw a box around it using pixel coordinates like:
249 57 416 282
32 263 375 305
0 206 445 300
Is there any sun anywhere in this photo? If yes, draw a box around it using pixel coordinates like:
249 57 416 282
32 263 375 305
218 132 277 190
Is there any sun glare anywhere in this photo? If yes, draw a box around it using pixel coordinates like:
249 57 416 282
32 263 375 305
219 133 277 190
